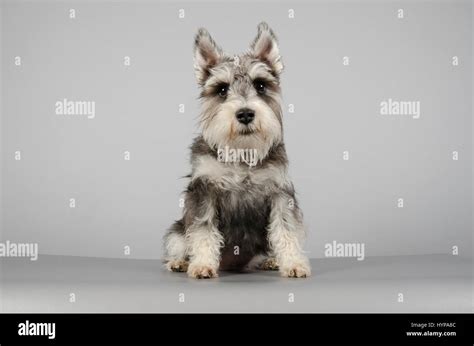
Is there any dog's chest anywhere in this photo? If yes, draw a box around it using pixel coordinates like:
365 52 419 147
193 155 287 192
209 163 273 239
192 155 287 269
193 155 289 255
215 179 272 268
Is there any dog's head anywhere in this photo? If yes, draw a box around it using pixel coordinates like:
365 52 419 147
194 22 284 162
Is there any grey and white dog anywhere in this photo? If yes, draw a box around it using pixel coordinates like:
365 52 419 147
163 23 311 279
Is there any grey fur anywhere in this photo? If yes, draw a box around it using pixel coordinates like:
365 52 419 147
164 23 310 278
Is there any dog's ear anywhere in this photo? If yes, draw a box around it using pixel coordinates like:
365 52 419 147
194 28 223 85
250 22 283 75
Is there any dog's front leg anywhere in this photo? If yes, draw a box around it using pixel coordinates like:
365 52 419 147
185 187 223 279
268 191 311 278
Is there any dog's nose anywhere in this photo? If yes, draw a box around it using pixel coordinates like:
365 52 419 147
236 108 255 125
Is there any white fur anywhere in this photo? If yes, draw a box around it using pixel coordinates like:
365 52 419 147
192 155 290 191
185 199 224 278
202 93 282 163
164 232 188 272
164 232 187 261
267 193 311 277
204 64 233 88
247 62 277 83
251 163 290 188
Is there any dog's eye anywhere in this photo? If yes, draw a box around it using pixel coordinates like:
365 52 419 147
216 84 229 98
253 80 266 95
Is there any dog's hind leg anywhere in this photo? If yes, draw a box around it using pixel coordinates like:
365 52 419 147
244 254 267 270
163 220 189 272
259 256 279 270
245 254 279 271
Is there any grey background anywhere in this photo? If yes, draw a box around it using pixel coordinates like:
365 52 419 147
1 0 472 261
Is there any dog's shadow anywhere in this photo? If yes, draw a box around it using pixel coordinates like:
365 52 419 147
162 268 305 284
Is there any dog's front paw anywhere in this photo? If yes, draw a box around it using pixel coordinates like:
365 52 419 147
280 259 311 278
166 260 189 272
187 263 219 279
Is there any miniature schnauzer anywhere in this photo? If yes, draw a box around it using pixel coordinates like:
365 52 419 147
163 22 311 279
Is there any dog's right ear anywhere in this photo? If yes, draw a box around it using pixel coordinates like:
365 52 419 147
194 28 223 85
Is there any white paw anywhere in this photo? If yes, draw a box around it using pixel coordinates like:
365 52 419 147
187 263 219 279
280 259 311 278
166 260 189 272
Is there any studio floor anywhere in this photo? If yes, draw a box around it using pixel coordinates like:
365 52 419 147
0 255 472 313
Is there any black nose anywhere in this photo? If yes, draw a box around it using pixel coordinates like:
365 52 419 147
236 108 255 125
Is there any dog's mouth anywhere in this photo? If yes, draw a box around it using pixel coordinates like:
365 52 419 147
237 123 259 136
238 127 255 136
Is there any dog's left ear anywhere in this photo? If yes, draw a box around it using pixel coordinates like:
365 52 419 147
250 22 284 75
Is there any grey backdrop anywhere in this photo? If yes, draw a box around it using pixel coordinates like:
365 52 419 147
1 0 472 261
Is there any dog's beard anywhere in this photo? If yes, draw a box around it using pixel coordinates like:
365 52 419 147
201 97 282 163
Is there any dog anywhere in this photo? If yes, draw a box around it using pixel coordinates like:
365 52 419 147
163 22 311 279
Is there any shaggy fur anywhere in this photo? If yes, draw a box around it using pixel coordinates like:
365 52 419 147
163 22 311 279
